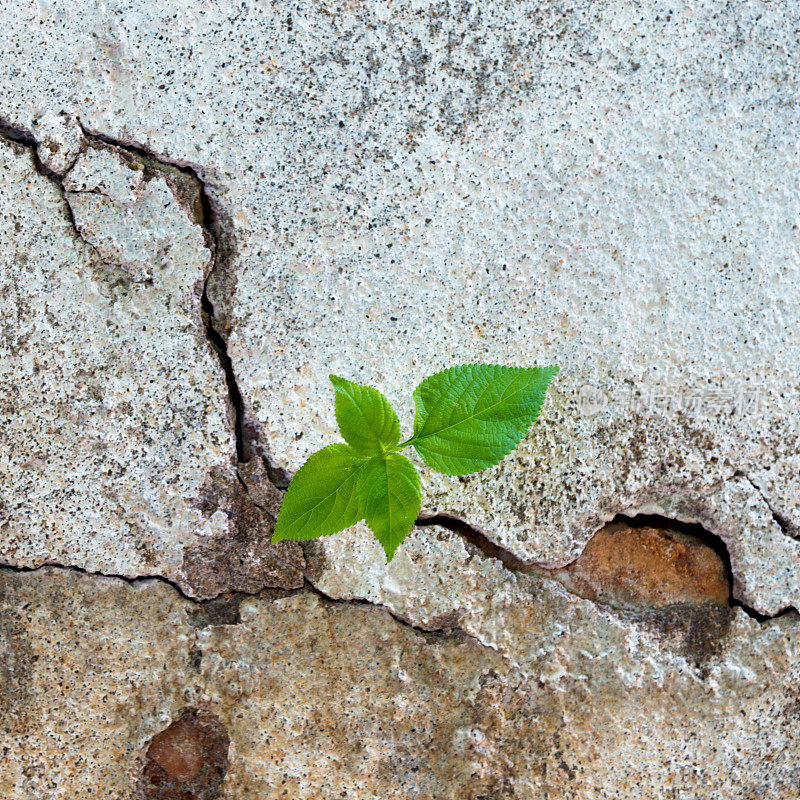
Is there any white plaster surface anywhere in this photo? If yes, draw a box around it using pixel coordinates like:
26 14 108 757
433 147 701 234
1 2 797 588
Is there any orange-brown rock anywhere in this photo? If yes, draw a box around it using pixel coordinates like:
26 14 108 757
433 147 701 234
554 523 730 610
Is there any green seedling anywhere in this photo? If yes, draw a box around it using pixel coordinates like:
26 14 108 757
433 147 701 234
272 363 558 560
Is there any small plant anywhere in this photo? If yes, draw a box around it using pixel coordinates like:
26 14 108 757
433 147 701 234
273 363 558 560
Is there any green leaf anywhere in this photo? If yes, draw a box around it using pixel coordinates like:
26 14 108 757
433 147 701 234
410 363 558 476
357 452 421 561
273 443 368 542
330 374 401 455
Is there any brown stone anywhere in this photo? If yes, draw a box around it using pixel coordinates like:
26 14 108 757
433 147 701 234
554 522 730 610
139 708 229 800
2 568 800 799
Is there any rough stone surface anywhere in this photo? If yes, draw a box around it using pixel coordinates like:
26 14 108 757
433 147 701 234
30 110 84 175
4 0 797 614
1 0 799 608
2 0 800 795
553 522 731 611
182 462 304 600
65 143 201 284
0 136 235 594
1 568 799 799
139 707 230 800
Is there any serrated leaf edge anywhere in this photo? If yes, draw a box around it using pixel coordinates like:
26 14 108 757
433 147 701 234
330 373 401 455
272 443 369 542
411 362 559 443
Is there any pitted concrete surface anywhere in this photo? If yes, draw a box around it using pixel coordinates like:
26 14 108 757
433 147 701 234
1 1 799 796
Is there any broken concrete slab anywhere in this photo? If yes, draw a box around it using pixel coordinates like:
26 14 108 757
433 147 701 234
1 1 799 794
0 0 798 615
0 137 237 595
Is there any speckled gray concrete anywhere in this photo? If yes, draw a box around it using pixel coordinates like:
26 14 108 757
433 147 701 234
2 0 800 796
0 136 303 599
4 0 800 611
0 136 236 585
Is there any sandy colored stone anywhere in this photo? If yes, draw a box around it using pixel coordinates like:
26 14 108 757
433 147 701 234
0 568 197 800
630 476 800 617
1 567 799 800
139 708 230 800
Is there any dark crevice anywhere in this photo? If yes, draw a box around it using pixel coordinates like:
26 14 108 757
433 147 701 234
1 116 254 472
417 511 795 624
3 119 324 545
2 117 292 537
0 116 110 264
735 471 797 539
1 116 263 478
0 560 203 604
0 116 37 148
77 125 290 487
0 560 470 642
58 177 111 265
76 121 291 489
73 119 252 468
607 512 795 622
302 578 469 641
416 514 541 574
201 291 247 463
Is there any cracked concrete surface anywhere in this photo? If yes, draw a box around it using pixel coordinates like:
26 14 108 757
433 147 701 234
2 0 800 796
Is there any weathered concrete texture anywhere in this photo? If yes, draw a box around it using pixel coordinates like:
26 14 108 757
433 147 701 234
310 521 737 671
0 137 238 594
31 111 84 176
183 462 304 599
3 0 798 613
2 0 800 794
0 569 196 799
1 568 799 799
1 0 799 601
553 522 731 611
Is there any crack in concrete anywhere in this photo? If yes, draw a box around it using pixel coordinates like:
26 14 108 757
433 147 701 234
0 115 266 506
73 121 296 492
2 116 794 635
0 560 209 605
0 118 464 644
302 578 470 640
416 514 540 574
735 470 797 539
418 512 794 623
72 120 251 468
0 116 115 267
0 561 474 645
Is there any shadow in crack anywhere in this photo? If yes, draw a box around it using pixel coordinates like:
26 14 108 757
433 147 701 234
417 511 793 626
